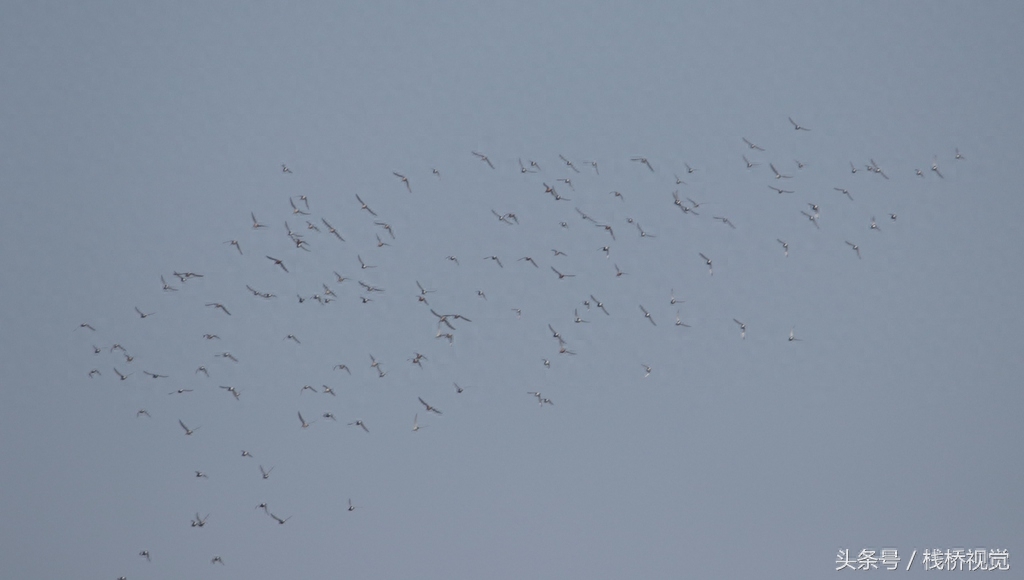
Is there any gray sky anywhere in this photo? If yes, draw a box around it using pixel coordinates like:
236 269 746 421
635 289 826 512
1 2 1021 578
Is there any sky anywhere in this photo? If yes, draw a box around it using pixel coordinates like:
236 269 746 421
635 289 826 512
1 2 1022 578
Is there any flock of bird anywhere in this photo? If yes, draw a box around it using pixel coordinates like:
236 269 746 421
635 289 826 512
75 118 964 577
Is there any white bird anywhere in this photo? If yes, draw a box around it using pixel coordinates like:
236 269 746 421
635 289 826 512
472 151 495 169
733 319 747 340
639 304 656 326
845 241 862 259
788 327 802 342
179 420 199 435
788 116 810 131
777 239 789 257
642 364 652 377
742 137 765 151
260 465 274 479
356 194 378 216
699 253 713 276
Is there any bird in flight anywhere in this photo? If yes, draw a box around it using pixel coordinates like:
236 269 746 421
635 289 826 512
270 513 292 525
788 327 803 342
251 212 268 229
419 397 443 415
471 150 496 169
179 420 199 435
870 216 881 232
357 255 376 269
800 210 821 229
348 499 359 512
206 303 231 316
769 185 794 194
639 304 656 326
266 256 288 273
142 371 168 379
321 218 345 241
281 164 292 173
160 275 178 291
413 413 424 431
713 216 737 229
134 307 154 319
192 513 210 527
742 154 760 168
845 241 862 259
699 253 713 276
955 148 965 160
675 311 691 327
573 308 589 324
216 352 238 362
931 156 944 178
551 266 575 279
114 367 132 381
833 187 853 201
614 263 627 277
558 154 579 173
288 197 309 216
769 163 792 180
393 171 412 192
260 465 274 479
297 411 314 428
788 117 810 131
777 239 789 257
631 157 655 172
169 388 194 395
642 364 652 378
348 420 370 433
485 255 503 268
733 319 747 340
743 138 765 151
355 194 378 216
590 295 609 315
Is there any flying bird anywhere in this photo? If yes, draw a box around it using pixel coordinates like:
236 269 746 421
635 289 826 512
266 256 288 273
179 420 199 435
418 397 443 415
788 117 810 131
393 171 412 192
356 194 378 216
742 138 765 151
472 151 495 169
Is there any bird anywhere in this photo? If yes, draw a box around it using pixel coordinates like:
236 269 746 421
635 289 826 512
631 156 655 172
794 159 806 169
833 187 853 201
169 389 193 395
357 255 376 269
850 161 858 174
259 465 274 479
195 471 208 479
192 513 210 527
636 222 657 238
419 397 443 415
139 550 151 561
142 371 168 379
393 171 412 192
266 256 288 273
485 255 503 268
639 305 656 326
322 385 336 396
220 386 241 401
699 253 713 276
205 302 231 316
558 154 579 173
211 556 225 565
713 216 736 229
517 256 539 268
270 513 291 525
356 194 378 216
322 412 337 421
241 450 253 458
77 323 96 332
114 367 132 381
889 213 898 221
445 255 459 265
789 116 810 131
777 239 789 257
800 210 821 229
642 364 652 378
216 352 239 362
733 319 747 339
590 295 609 315
931 156 944 178
136 409 150 417
769 185 794 194
573 309 589 323
742 137 765 151
251 212 268 229
769 163 792 179
348 499 359 512
333 364 351 374
845 241 862 259
160 275 178 291
788 327 802 342
614 263 627 277
413 413 425 431
870 216 881 232
518 158 537 173
179 420 199 435
548 324 565 345
742 154 760 168
321 218 345 241
88 369 101 378
134 307 154 319
472 151 495 169
349 420 369 433
675 311 691 327
374 221 396 239
955 148 965 160
551 266 575 279
281 163 292 173
288 197 309 216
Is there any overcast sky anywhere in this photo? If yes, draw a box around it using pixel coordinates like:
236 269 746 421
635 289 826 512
1 2 1022 578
